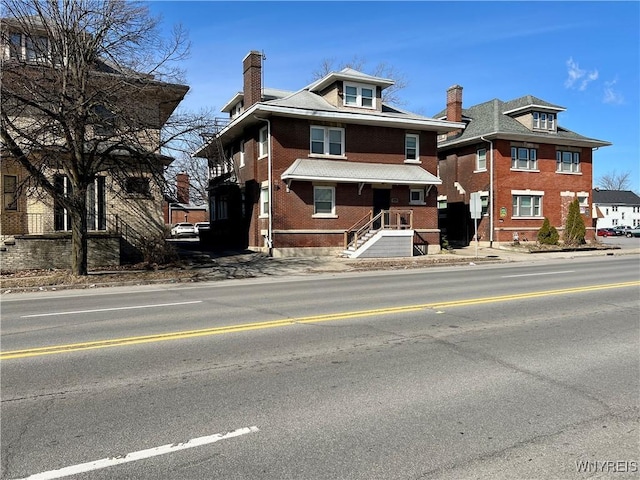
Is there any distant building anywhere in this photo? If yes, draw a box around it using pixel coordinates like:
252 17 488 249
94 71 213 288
163 173 208 225
592 189 640 229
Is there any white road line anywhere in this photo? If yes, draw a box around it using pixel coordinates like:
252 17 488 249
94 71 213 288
17 426 259 480
501 270 574 278
21 301 203 318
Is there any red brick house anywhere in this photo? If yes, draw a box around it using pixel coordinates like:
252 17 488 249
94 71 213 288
195 51 463 257
163 173 209 226
435 86 611 246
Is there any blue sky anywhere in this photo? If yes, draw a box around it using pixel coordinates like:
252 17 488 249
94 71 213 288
148 1 640 193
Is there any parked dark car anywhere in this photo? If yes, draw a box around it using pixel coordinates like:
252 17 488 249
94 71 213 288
612 226 631 235
597 228 617 237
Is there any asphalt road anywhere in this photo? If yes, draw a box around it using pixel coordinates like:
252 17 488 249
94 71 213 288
1 256 639 479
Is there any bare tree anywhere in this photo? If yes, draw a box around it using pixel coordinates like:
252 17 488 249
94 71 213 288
311 56 408 106
596 170 632 191
1 0 211 275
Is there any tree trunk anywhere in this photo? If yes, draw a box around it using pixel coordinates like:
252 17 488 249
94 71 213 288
69 188 89 276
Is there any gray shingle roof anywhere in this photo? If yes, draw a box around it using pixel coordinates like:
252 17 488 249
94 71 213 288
435 96 610 149
281 158 442 185
501 95 565 113
592 189 640 205
265 90 435 122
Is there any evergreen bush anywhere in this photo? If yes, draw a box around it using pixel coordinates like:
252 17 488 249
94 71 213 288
537 217 559 245
564 199 586 245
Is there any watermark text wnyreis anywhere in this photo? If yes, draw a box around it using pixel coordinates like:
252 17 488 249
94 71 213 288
576 460 638 474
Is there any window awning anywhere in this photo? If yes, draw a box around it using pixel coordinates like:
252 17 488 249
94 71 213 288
281 158 442 186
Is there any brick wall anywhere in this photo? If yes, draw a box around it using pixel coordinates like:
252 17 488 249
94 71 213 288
438 139 595 244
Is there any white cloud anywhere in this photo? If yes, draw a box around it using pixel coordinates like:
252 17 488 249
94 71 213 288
603 79 624 105
564 57 598 91
579 70 599 91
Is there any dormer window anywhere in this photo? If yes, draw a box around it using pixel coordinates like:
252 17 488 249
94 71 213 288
231 101 244 118
533 112 556 132
343 83 375 109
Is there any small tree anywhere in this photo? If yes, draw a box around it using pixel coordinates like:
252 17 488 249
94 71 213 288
564 199 586 245
537 217 559 245
597 170 632 191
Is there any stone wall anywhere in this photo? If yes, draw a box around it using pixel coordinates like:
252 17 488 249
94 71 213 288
0 234 120 272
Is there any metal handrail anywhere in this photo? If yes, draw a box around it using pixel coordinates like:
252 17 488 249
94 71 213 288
344 209 413 250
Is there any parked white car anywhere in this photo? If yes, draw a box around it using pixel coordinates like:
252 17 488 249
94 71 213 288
170 222 195 237
194 222 210 235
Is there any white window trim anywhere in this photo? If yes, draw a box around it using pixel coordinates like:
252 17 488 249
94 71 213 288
511 147 539 171
475 148 487 172
405 134 420 163
312 185 337 218
259 184 269 218
476 190 489 216
239 141 245 168
310 126 345 157
343 82 376 109
258 126 268 159
556 150 581 174
409 188 426 205
512 192 543 218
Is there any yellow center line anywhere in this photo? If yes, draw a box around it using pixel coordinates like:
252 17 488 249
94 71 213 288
2 281 638 360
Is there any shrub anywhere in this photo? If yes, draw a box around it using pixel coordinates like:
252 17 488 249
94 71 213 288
564 198 586 245
136 233 179 267
537 217 559 245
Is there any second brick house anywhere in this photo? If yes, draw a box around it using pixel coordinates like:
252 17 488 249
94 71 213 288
435 86 611 245
196 51 463 257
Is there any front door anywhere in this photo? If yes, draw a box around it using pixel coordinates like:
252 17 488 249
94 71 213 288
373 188 391 229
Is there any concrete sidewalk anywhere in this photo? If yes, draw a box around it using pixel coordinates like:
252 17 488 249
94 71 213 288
1 242 636 294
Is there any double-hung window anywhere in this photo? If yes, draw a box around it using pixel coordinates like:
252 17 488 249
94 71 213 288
405 134 419 162
259 126 269 158
476 148 487 171
344 83 375 109
512 194 542 217
511 147 537 170
310 126 344 156
260 186 269 217
3 175 18 211
556 150 580 173
313 186 335 216
533 112 555 131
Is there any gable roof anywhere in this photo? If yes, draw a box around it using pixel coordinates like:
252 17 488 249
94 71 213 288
592 189 640 205
435 97 610 150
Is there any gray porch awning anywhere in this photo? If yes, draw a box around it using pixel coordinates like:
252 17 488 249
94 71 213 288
281 158 442 186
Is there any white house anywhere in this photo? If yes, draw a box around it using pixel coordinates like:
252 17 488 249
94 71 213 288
592 189 640 229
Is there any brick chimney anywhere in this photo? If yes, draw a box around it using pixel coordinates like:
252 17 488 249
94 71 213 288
176 172 189 204
446 85 463 123
243 51 263 108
